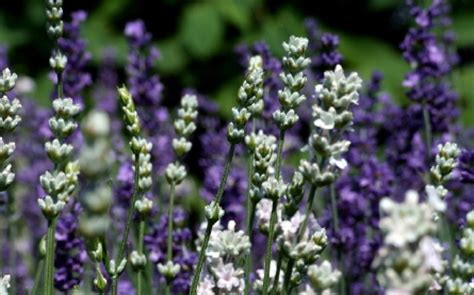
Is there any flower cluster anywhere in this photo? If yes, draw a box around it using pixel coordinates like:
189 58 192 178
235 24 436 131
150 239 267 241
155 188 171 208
272 36 310 131
197 221 250 294
0 68 21 190
374 191 442 293
445 210 474 294
227 55 264 143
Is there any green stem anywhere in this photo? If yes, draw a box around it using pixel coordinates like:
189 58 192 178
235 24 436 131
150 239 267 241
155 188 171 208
299 184 317 240
112 158 141 295
283 258 295 294
164 183 176 295
189 222 213 295
31 259 44 295
262 199 278 295
44 218 57 295
422 102 432 160
262 130 285 295
137 219 145 295
244 200 256 295
166 183 176 261
330 184 346 295
189 144 236 295
271 253 283 293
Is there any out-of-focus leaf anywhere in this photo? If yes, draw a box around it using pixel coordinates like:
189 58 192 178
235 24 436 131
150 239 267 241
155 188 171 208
250 7 304 57
0 18 28 47
453 66 474 126
369 0 400 11
156 38 188 74
83 17 127 65
179 3 224 59
452 13 474 46
338 34 408 102
213 77 242 119
213 0 251 31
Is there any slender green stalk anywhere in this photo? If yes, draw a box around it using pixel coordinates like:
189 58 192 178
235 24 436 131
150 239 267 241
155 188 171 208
31 259 44 295
137 219 146 295
330 184 346 295
299 184 317 239
112 159 141 295
190 144 236 295
422 102 432 160
271 253 283 293
44 218 57 295
165 183 176 295
262 130 285 295
189 222 213 295
244 197 255 295
262 199 279 295
283 258 294 294
166 184 176 261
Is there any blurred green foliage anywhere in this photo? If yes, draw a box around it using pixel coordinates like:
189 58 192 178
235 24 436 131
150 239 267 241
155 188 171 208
0 0 473 126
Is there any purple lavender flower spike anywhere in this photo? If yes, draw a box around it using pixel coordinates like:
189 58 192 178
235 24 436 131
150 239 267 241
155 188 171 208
124 19 173 173
58 10 92 106
54 202 87 292
401 0 459 134
145 209 197 293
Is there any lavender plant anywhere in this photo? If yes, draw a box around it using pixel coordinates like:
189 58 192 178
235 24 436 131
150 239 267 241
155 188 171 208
1 0 473 294
37 2 82 294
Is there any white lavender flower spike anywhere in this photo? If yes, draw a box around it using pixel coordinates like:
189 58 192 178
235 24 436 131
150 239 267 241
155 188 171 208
0 68 17 93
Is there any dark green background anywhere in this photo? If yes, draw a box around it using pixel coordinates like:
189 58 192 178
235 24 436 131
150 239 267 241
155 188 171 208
1 0 473 125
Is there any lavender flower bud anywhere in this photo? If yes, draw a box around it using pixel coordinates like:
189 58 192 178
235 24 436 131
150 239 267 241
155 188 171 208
262 176 286 201
0 275 11 294
118 86 141 136
49 52 67 72
207 221 250 260
205 200 224 224
298 160 334 187
0 95 22 132
157 261 181 282
107 259 127 279
46 0 64 39
238 55 264 113
272 36 310 130
430 142 460 185
227 122 246 143
91 242 104 262
83 186 112 214
0 139 14 163
129 250 147 270
0 164 14 190
135 197 153 216
0 68 17 93
307 261 341 291
93 267 107 292
38 196 65 219
165 162 187 185
45 139 73 164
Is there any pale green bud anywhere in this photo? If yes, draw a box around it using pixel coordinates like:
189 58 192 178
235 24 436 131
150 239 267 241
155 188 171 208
49 52 67 72
135 198 153 216
0 68 17 93
0 96 22 132
172 137 192 156
205 200 224 224
38 196 65 219
165 162 186 185
157 261 181 282
129 251 147 270
262 177 286 200
0 138 15 163
107 259 127 279
227 122 245 144
45 139 73 164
